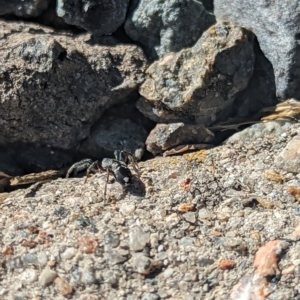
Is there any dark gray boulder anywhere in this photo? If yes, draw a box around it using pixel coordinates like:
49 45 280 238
124 0 215 60
138 22 255 126
57 0 130 35
0 0 49 17
0 21 147 150
79 100 152 161
230 39 277 121
0 149 23 176
214 0 300 100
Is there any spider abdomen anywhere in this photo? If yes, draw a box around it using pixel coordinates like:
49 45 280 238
101 158 132 185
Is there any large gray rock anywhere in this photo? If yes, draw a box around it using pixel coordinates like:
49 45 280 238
138 22 255 126
0 0 49 17
57 0 130 36
0 21 147 150
214 0 300 100
125 0 215 60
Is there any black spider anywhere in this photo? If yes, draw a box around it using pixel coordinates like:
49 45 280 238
66 150 139 200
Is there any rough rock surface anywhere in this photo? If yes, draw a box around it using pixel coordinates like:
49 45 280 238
138 21 255 126
146 123 214 156
125 0 215 60
1 120 300 299
56 0 130 36
275 136 300 174
0 21 147 150
214 0 300 100
0 0 49 17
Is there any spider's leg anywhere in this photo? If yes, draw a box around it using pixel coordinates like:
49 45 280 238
127 154 140 178
103 170 110 203
66 159 93 178
84 160 99 183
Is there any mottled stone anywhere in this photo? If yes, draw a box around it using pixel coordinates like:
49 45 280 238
226 121 293 145
125 0 215 60
214 0 300 99
0 0 49 17
55 278 73 296
39 268 57 287
131 253 161 275
106 250 128 265
231 240 289 300
120 203 136 216
182 212 197 224
146 123 214 156
222 238 248 254
81 267 96 285
218 259 236 270
37 251 48 267
57 0 130 36
22 253 39 266
19 269 38 283
254 240 289 277
129 225 150 251
61 248 77 260
0 21 147 151
275 137 300 173
104 231 120 249
139 22 254 126
141 293 160 300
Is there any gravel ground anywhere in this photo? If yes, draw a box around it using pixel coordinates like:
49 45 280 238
1 120 300 300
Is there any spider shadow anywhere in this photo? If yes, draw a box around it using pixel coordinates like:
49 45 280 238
120 174 146 200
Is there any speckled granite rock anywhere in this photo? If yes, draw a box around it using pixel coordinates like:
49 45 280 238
146 123 214 156
138 21 255 126
57 0 130 36
0 21 147 151
1 121 300 299
125 0 215 60
0 0 49 17
214 0 300 100
275 136 300 173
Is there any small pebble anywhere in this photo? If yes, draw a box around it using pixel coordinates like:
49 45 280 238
141 293 159 300
163 268 174 279
47 260 56 267
22 253 39 266
157 245 164 252
131 253 161 275
39 268 57 287
129 225 150 251
183 212 196 223
19 269 38 283
218 259 236 270
120 203 136 215
61 247 77 260
55 277 73 296
105 231 120 248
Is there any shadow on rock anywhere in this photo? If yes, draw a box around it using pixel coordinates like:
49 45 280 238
123 175 146 199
